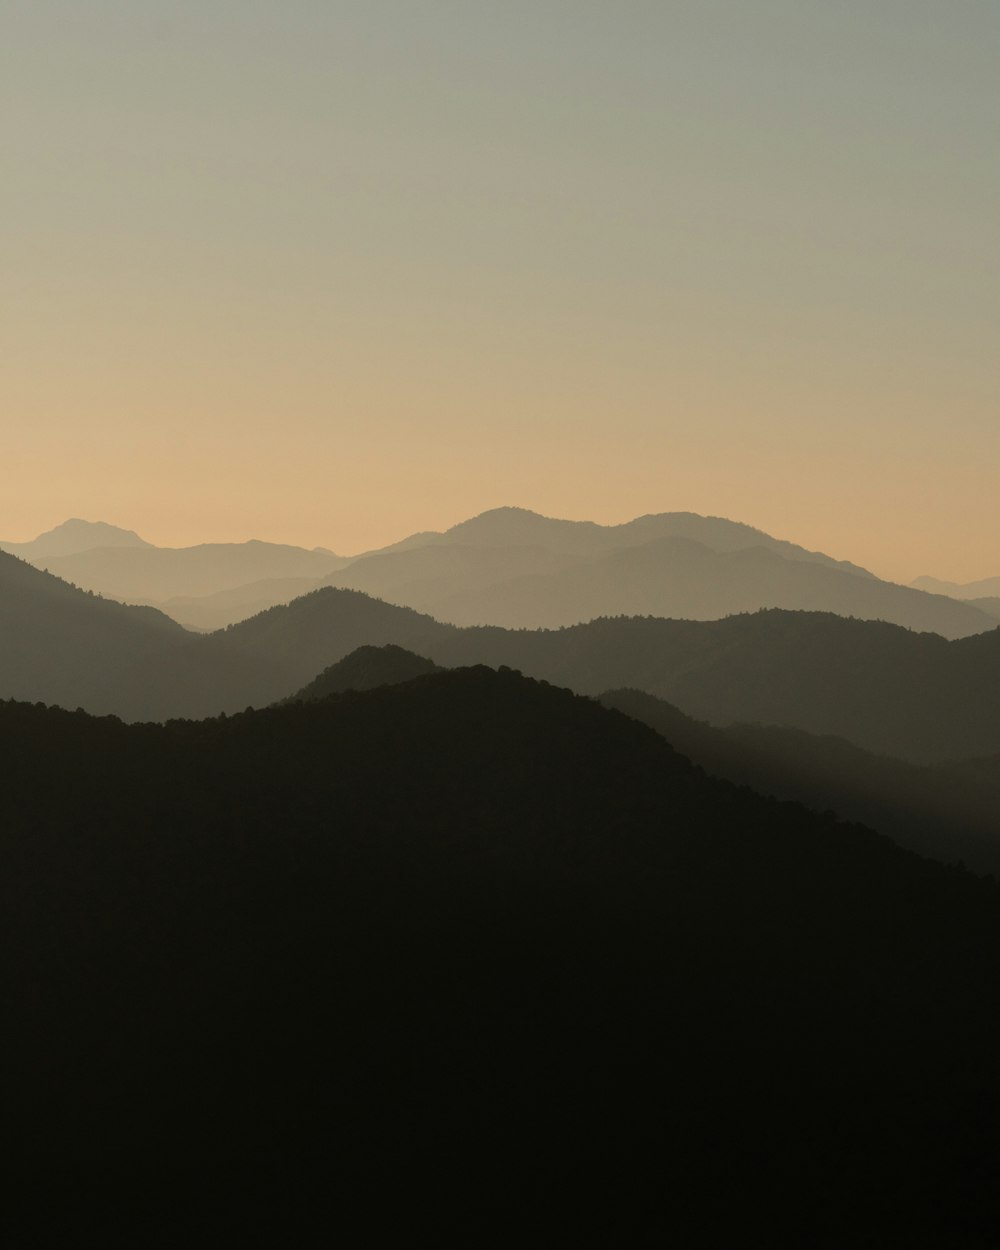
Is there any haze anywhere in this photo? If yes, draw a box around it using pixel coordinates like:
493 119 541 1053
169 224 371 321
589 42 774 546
4 2 998 582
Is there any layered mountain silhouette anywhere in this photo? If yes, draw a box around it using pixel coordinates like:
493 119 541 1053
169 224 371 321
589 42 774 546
37 539 348 603
320 530 992 636
914 572 1000 600
290 644 1000 875
0 517 151 559
291 643 442 700
5 556 1000 762
0 550 185 713
602 686 1000 876
6 668 1000 1242
423 609 1000 763
8 508 992 637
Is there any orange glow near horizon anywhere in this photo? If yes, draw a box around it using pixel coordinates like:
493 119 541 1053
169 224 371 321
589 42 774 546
4 3 999 585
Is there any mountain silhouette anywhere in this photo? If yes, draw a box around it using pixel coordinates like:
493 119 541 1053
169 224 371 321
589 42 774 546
328 532 990 636
422 609 1000 763
218 508 995 637
0 550 185 713
19 507 990 639
291 643 442 700
111 588 457 721
286 643 1000 875
602 686 1000 876
0 517 151 559
38 538 349 603
381 505 876 575
5 667 1000 1243
914 572 1000 599
7 553 1000 762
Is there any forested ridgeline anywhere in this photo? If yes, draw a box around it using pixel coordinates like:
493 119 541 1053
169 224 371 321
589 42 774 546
7 548 1000 765
3 668 999 1243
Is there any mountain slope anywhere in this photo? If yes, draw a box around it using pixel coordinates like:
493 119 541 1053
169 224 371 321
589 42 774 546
420 609 1000 763
0 550 186 713
4 669 1000 1242
112 588 457 721
602 687 1000 875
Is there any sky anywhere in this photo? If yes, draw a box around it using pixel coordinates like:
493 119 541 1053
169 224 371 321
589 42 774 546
3 1 998 582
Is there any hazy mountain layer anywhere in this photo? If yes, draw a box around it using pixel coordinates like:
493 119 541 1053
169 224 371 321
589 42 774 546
0 550 185 714
5 669 999 1242
377 505 876 576
914 573 1000 599
6 555 1000 761
40 539 348 602
969 596 1000 621
0 517 151 559
111 506 994 636
422 610 1000 763
602 687 1000 876
16 506 970 636
155 575 320 630
368 534 990 636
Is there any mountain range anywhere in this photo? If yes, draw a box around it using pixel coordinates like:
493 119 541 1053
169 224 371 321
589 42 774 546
6 666 1000 1242
6 509 1000 1240
4 509 994 638
5 548 1000 762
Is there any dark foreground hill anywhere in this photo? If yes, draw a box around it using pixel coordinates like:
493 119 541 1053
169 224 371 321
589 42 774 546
602 687 1000 876
3 668 999 1244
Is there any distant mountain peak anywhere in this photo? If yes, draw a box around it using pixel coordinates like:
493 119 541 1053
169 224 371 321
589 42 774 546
0 518 151 560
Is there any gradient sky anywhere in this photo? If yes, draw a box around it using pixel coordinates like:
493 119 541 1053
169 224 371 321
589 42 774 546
3 1 998 581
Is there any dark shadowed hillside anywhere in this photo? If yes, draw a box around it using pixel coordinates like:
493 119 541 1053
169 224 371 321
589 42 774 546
601 687 1000 876
291 642 442 700
421 610 1000 763
3 667 1000 1243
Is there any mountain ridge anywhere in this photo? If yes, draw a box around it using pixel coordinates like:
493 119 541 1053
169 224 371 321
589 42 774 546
6 666 1000 1242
